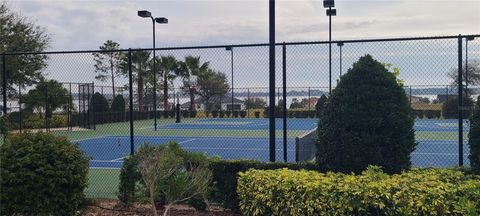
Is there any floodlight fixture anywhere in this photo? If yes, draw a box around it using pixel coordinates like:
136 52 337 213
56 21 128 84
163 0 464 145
337 42 344 46
326 9 337 16
137 10 152 18
466 36 475 41
155 17 168 24
323 0 335 8
225 46 232 51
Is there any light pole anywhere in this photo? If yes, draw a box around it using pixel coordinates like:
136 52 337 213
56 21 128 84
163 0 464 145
466 36 475 99
337 42 344 78
324 0 336 94
226 46 234 114
138 10 168 131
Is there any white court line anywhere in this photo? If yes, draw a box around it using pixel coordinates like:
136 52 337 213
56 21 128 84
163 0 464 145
181 147 292 151
91 160 123 163
110 157 126 162
178 138 196 144
71 136 109 143
90 167 121 170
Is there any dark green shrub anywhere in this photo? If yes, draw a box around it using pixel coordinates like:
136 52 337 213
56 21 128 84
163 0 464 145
240 111 247 118
212 110 219 118
424 110 437 119
254 111 260 118
91 92 109 113
189 110 197 118
288 110 294 118
162 111 169 118
181 110 189 118
442 96 474 119
209 159 323 212
0 133 89 215
169 110 176 118
315 95 327 118
308 110 315 118
225 110 231 117
0 114 13 134
219 110 225 118
317 55 416 174
111 95 126 112
469 98 480 172
233 111 239 118
49 115 68 128
23 114 43 129
118 155 141 205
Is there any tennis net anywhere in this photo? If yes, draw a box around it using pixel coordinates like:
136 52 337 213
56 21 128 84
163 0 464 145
295 128 318 162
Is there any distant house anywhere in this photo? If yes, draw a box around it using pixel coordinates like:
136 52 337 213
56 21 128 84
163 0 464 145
408 96 423 104
181 95 245 111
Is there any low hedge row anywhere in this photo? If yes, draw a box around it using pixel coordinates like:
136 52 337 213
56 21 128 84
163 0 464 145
210 110 247 118
208 160 323 212
238 167 480 216
413 109 442 119
263 110 317 118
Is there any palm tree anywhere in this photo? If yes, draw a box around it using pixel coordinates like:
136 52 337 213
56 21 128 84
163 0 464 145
159 55 178 111
177 56 210 112
130 50 151 112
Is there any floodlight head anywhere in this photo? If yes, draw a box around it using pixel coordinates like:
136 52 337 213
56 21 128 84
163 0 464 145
466 36 475 41
326 8 337 16
225 46 232 51
323 0 335 8
155 17 168 24
138 10 152 18
337 42 344 46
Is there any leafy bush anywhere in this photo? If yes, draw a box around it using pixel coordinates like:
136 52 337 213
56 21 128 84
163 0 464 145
211 110 219 118
317 55 415 174
424 110 438 119
0 133 89 215
49 115 68 128
111 95 126 112
118 155 141 205
470 99 480 172
209 160 323 212
233 111 239 118
413 109 424 118
238 167 480 216
189 110 197 118
442 96 474 119
181 110 190 118
315 95 327 118
118 142 212 213
169 110 176 118
225 110 231 117
92 92 110 113
219 110 225 118
240 111 247 118
254 111 260 118
23 114 44 129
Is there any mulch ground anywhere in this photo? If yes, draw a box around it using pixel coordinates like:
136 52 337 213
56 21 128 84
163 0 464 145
79 200 240 216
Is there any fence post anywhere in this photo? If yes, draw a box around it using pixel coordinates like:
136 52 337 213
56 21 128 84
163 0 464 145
68 83 72 131
45 84 49 131
269 0 276 162
128 49 135 156
308 87 311 112
19 84 22 133
92 82 96 130
2 54 6 118
282 42 287 162
458 35 464 167
247 88 250 118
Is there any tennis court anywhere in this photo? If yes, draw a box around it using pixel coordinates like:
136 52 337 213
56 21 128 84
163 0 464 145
72 118 471 168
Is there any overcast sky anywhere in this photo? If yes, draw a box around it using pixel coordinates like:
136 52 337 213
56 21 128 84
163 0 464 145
5 0 480 91
8 0 480 51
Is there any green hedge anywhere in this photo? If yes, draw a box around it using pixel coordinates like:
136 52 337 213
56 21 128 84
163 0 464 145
238 167 480 216
0 133 89 215
209 160 323 212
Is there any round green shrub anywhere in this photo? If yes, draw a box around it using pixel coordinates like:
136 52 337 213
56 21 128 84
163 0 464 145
315 94 327 118
23 114 44 129
91 92 109 113
0 132 89 215
469 98 480 172
442 96 474 119
111 94 126 112
212 110 219 118
316 55 416 174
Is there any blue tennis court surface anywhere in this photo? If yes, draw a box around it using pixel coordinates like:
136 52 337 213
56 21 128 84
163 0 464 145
77 135 470 169
75 118 472 169
78 136 297 168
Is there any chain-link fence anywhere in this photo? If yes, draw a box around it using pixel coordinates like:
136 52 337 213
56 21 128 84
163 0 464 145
1 35 479 198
